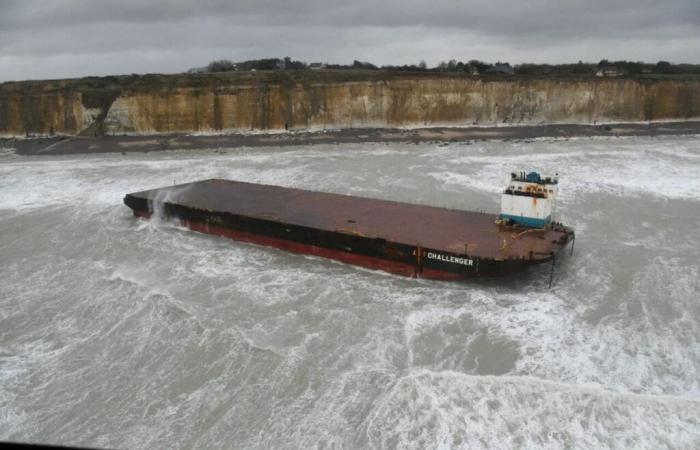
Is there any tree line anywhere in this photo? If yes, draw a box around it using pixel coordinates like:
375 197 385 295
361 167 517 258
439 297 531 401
188 57 700 76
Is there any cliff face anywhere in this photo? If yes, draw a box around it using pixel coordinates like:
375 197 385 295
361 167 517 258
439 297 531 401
1 73 699 137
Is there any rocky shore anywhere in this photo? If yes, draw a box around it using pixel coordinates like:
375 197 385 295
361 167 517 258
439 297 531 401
3 120 700 155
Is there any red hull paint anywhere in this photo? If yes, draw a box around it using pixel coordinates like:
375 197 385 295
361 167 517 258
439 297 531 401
133 210 468 280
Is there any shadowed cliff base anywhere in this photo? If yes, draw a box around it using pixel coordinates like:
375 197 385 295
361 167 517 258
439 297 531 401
5 120 700 155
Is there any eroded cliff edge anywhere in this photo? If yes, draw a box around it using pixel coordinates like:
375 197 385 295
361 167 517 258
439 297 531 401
1 71 699 137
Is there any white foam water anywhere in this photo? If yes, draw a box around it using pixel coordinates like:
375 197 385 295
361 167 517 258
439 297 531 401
0 136 699 448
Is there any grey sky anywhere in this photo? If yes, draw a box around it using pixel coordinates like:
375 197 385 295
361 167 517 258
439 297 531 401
1 0 699 82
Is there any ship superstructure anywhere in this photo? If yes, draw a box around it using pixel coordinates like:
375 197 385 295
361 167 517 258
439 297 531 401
500 171 559 228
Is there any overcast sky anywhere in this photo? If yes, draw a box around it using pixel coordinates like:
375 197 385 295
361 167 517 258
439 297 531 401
1 0 699 82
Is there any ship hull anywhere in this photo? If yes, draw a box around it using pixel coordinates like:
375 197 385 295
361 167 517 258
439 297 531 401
125 180 574 281
134 210 465 280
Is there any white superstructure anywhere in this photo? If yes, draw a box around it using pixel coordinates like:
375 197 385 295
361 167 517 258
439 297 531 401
499 171 559 228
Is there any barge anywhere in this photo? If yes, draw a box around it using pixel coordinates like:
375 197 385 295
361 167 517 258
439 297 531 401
123 172 574 280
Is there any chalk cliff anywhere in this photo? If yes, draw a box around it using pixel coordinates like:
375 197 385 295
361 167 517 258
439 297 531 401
1 72 698 137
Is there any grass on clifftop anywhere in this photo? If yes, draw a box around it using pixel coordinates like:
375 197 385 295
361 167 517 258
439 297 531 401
3 70 700 96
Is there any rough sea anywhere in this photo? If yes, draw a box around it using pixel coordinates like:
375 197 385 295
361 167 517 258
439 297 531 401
1 135 699 449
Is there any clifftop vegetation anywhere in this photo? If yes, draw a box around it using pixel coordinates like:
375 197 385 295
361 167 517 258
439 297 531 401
188 57 700 78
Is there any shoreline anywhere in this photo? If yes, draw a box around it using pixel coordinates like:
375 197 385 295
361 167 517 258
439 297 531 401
3 120 700 155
